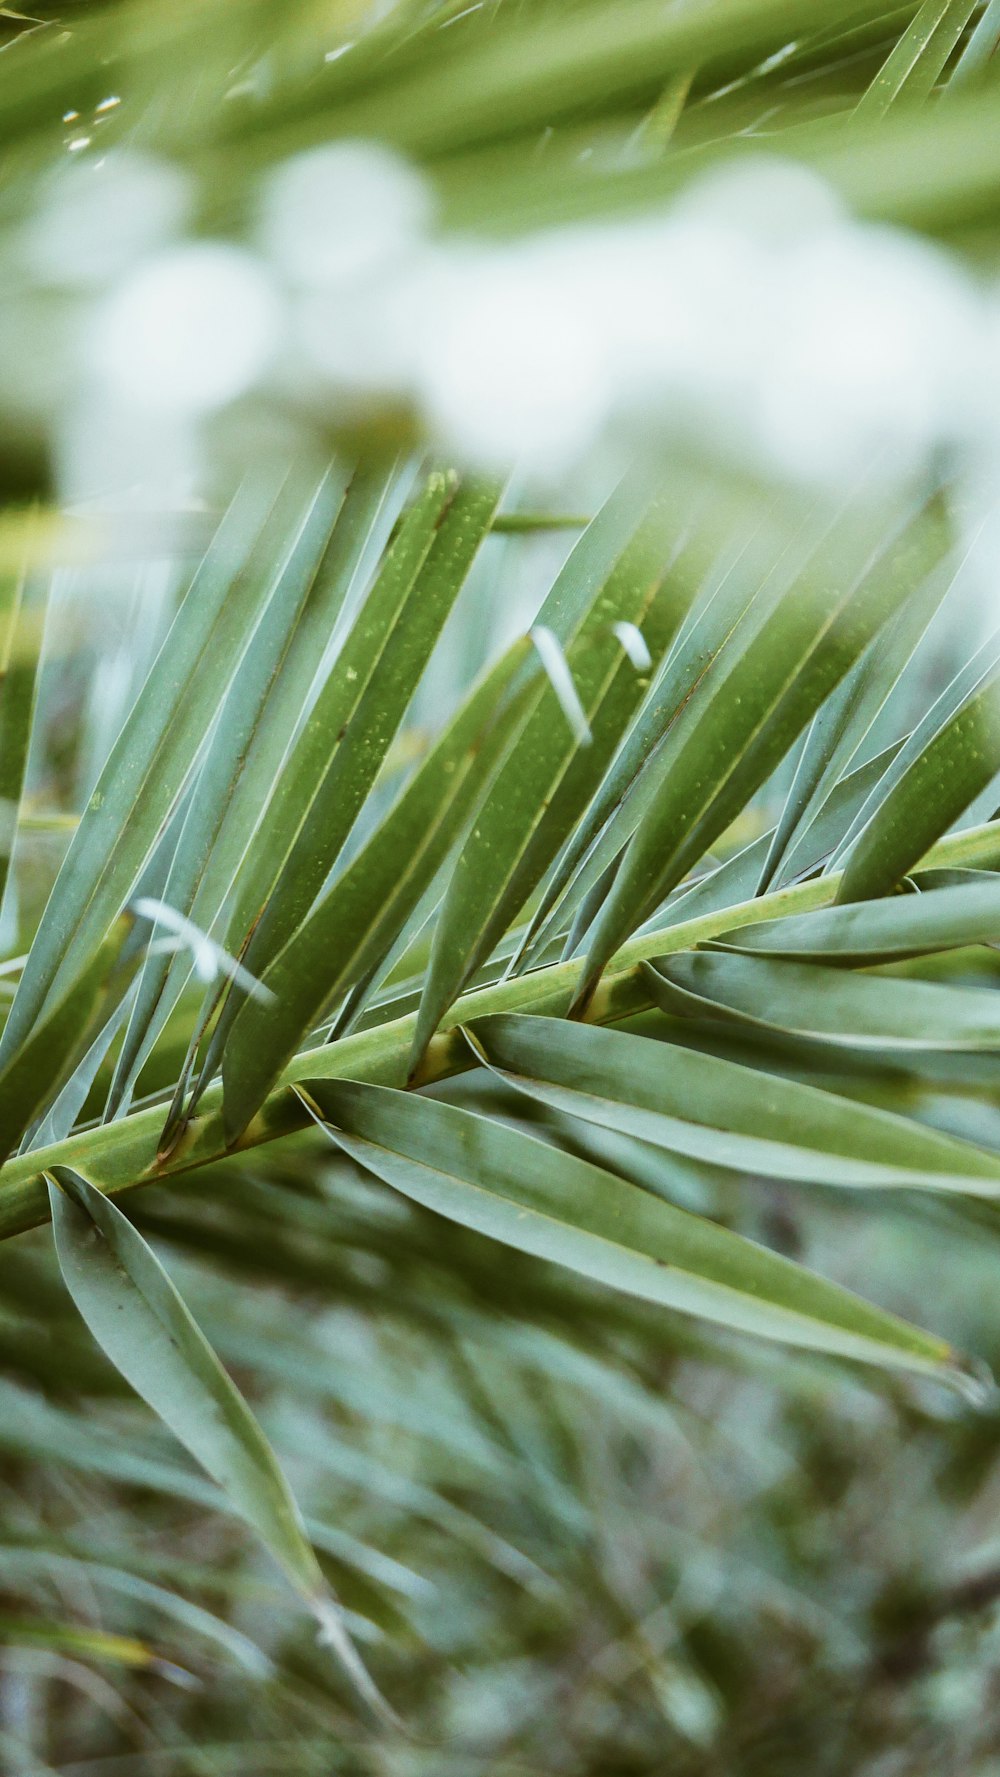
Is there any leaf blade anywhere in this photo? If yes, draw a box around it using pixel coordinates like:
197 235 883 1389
300 1076 965 1383
222 638 534 1135
646 949 1000 1051
46 1164 389 1719
466 1012 1000 1195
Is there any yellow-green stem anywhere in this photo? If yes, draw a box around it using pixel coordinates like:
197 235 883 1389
3 815 1000 1242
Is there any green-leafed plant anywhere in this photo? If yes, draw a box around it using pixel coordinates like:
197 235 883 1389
5 1 1000 1771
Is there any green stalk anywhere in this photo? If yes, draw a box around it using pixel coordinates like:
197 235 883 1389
2 816 1000 1243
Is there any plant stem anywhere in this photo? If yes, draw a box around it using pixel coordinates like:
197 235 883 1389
3 816 1000 1242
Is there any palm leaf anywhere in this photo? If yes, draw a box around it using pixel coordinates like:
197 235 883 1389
298 1075 965 1384
6 5 1000 1746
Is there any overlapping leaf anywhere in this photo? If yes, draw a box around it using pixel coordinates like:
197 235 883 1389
0 546 49 913
574 506 950 1006
855 0 977 116
0 474 289 1065
222 638 534 1135
0 923 132 1170
465 1013 1000 1194
836 667 1000 902
191 470 500 1106
718 872 1000 963
299 1075 965 1382
411 479 699 1067
645 949 1000 1051
47 1164 389 1718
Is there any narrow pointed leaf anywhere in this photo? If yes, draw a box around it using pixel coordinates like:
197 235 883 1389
222 639 533 1136
576 508 949 1004
141 461 410 1130
0 475 288 1062
836 672 1000 902
0 553 49 912
0 923 130 1169
856 0 977 116
106 470 352 1116
720 873 1000 964
299 1076 964 1384
949 0 1000 82
646 950 1000 1051
756 555 951 893
236 470 500 970
465 1013 1000 1195
829 620 1000 874
519 506 775 963
658 740 907 932
191 473 500 1109
412 484 685 1066
47 1164 388 1719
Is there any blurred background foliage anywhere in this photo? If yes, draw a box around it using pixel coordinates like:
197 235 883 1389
6 1 1000 1773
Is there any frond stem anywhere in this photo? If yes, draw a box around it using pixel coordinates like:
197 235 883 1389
3 815 999 1241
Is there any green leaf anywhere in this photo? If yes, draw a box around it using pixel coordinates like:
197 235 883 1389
656 740 907 932
855 0 977 117
106 468 354 1117
755 554 952 894
0 1546 271 1677
221 638 533 1137
193 470 501 1105
239 470 500 968
321 0 884 155
518 499 769 964
411 481 687 1067
949 0 1000 83
645 949 1000 1051
464 1012 1000 1195
298 1075 965 1384
718 873 1000 964
574 506 949 1006
0 923 131 1169
0 548 49 913
836 671 1000 903
828 621 1000 875
46 1164 390 1720
0 474 291 1066
146 461 410 1133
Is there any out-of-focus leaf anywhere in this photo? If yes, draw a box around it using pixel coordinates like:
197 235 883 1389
949 0 1000 82
0 1546 272 1677
0 1613 196 1683
0 549 48 912
855 0 977 116
0 475 286 1065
